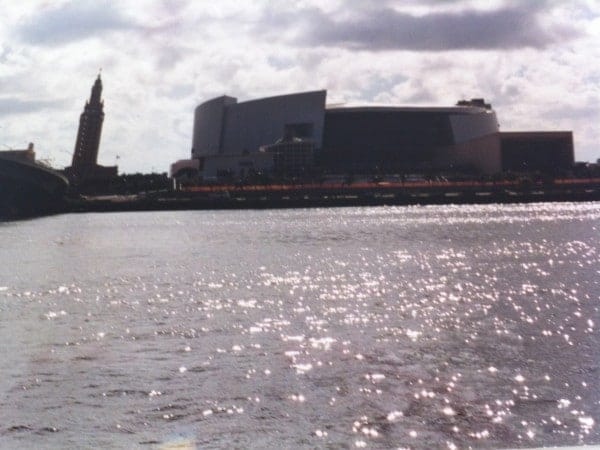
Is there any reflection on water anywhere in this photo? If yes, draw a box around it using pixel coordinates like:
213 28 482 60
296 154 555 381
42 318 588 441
0 203 599 448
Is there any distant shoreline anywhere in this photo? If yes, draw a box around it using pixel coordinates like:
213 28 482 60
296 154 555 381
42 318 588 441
3 178 599 221
67 179 600 214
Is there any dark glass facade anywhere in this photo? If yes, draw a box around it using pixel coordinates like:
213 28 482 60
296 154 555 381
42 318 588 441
500 132 574 174
321 110 454 172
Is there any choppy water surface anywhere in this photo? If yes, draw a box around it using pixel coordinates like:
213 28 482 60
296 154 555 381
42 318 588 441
0 203 599 449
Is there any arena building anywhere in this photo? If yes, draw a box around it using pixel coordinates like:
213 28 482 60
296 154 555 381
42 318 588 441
171 90 574 181
322 100 500 174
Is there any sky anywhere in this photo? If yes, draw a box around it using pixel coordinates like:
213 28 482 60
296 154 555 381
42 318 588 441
0 0 599 174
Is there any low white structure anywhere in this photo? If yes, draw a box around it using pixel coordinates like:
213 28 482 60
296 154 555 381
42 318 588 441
200 153 273 181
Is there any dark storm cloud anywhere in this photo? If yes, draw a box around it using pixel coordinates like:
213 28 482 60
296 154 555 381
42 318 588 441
0 98 65 116
18 1 136 46
280 3 580 51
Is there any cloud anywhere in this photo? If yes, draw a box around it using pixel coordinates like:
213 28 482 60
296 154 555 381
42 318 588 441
273 3 581 51
540 103 600 122
0 97 66 116
17 1 136 46
1 1 598 169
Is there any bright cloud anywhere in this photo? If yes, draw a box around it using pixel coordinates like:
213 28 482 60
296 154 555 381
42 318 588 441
17 1 137 46
0 0 598 173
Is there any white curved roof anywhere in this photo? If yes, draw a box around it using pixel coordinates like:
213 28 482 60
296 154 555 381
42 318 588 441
326 105 491 114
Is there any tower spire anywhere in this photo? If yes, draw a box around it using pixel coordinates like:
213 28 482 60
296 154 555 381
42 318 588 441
71 75 105 170
90 72 103 105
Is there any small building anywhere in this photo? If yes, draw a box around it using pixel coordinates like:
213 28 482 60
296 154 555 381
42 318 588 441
500 131 574 174
170 158 201 187
0 143 36 164
261 138 315 176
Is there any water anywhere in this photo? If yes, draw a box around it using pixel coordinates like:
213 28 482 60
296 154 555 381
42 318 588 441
0 203 599 449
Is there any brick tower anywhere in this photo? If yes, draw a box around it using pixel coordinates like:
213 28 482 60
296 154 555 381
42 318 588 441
72 74 104 171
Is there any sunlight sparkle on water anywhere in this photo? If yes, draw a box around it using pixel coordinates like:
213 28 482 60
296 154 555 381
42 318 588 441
1 204 599 448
